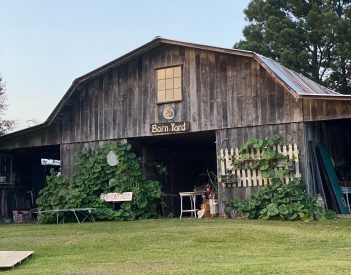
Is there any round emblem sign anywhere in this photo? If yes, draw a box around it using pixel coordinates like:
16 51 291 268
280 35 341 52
107 150 119 166
163 107 175 120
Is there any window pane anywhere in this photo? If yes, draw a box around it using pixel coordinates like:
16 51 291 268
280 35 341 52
174 77 181 89
166 78 173 89
166 89 174 100
174 66 181 78
158 90 166 102
157 69 165 80
165 68 173 78
174 88 182 100
158 80 165 91
157 66 183 103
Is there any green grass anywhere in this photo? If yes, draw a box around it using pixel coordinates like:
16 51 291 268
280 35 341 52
1 218 351 274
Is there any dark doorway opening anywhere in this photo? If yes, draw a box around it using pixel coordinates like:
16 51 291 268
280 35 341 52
129 131 216 217
306 119 351 213
0 145 60 220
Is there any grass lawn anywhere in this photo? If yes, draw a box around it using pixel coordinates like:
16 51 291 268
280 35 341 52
1 218 351 274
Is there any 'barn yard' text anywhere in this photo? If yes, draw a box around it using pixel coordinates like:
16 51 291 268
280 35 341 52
150 122 190 134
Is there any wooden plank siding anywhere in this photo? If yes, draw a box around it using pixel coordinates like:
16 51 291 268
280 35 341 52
58 45 304 144
0 44 307 178
303 98 351 122
60 140 110 176
0 45 304 151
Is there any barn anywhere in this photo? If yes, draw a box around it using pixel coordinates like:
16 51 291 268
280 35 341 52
1 37 351 219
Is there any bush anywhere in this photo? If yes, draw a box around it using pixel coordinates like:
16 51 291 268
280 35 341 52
233 178 332 221
36 142 161 222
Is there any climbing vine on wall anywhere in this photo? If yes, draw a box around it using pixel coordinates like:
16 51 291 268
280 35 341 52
232 135 293 179
36 142 161 222
231 135 334 221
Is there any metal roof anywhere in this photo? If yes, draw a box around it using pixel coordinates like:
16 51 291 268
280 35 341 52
2 38 351 140
256 54 341 96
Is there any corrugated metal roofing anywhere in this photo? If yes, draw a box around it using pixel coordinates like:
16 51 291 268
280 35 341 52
256 54 340 96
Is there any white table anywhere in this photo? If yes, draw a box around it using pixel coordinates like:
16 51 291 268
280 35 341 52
179 191 205 219
36 208 96 224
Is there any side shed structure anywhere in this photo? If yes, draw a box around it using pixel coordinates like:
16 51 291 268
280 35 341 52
0 38 351 217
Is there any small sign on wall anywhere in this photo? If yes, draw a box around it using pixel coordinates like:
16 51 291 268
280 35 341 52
100 192 133 202
150 122 189 134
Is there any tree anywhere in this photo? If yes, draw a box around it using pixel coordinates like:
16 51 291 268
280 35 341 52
0 75 15 135
235 0 351 94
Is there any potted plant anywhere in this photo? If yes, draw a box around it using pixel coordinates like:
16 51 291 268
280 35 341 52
204 171 219 217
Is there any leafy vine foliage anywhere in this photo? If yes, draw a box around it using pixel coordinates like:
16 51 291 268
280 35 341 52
232 135 334 221
232 135 292 179
36 142 161 221
233 178 333 221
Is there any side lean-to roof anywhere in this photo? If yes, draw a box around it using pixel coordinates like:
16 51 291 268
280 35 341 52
257 55 341 96
2 37 351 139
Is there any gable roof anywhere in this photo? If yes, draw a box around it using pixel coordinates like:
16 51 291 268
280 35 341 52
3 37 351 139
45 37 254 125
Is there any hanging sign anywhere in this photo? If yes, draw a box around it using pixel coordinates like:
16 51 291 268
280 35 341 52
150 122 189 134
100 192 133 202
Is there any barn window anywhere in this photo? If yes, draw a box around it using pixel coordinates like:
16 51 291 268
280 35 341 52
156 66 182 103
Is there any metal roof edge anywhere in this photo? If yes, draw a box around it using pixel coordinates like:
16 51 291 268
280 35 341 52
254 54 345 98
158 37 254 57
299 94 351 100
253 54 300 98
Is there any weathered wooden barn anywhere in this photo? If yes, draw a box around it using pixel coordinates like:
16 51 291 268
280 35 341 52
1 37 351 218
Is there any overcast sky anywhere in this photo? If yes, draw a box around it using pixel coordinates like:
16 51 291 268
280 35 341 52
0 0 250 130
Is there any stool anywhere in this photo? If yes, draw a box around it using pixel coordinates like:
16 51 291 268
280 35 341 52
341 186 351 214
179 191 205 219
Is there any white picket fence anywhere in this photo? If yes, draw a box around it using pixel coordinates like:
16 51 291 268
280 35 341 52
219 144 301 187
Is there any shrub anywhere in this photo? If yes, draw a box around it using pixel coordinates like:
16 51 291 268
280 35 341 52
36 142 161 221
232 178 332 221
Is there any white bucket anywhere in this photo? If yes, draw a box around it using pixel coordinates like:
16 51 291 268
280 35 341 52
209 199 218 215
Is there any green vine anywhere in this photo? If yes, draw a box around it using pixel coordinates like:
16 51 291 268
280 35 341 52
230 135 336 221
233 178 335 221
231 135 292 179
36 142 161 222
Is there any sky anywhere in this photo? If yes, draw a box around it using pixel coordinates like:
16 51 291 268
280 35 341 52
0 0 251 130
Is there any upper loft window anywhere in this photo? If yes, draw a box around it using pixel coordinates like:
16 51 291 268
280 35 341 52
156 66 182 104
